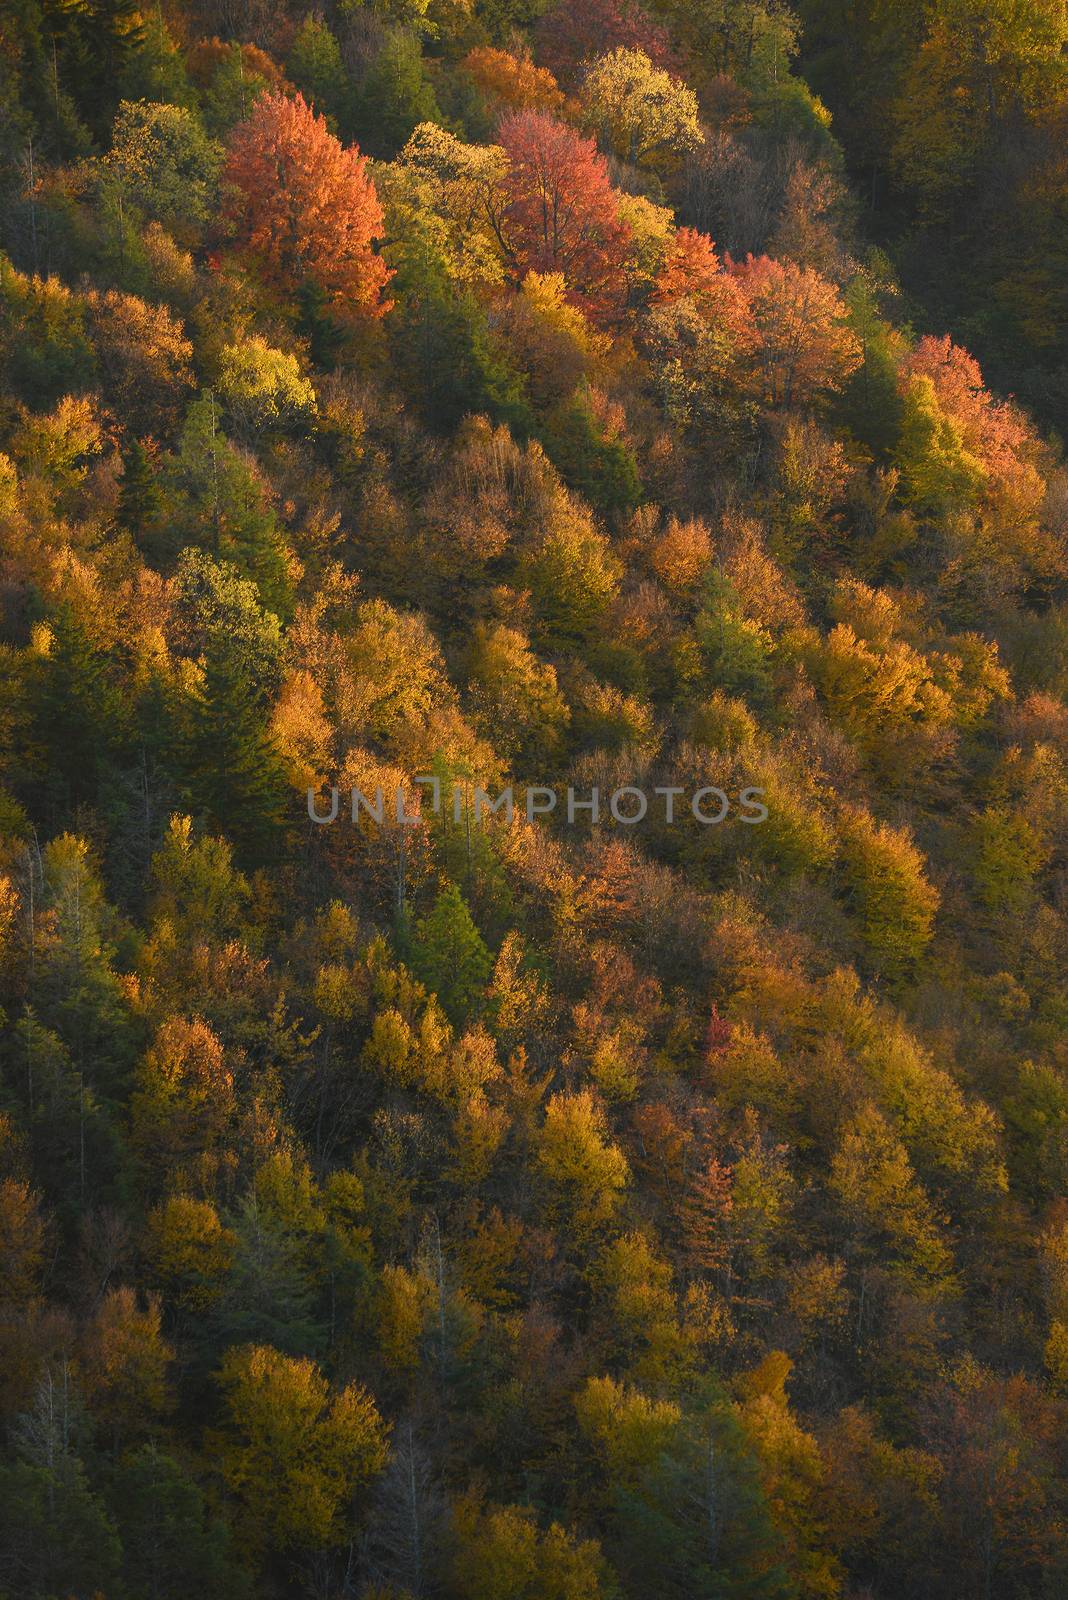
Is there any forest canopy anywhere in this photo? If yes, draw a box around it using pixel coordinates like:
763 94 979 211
1 0 1068 1597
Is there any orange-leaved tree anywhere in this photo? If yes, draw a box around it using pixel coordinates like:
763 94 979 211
462 46 565 114
652 226 754 341
900 334 1043 495
222 91 392 323
732 254 862 409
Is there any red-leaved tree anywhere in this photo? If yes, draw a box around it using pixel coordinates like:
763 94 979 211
495 110 632 319
901 334 1036 483
652 226 755 342
222 91 392 323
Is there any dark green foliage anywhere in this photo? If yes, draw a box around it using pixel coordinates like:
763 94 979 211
834 274 905 455
3 1014 130 1220
0 254 97 409
206 1195 325 1359
47 0 146 142
285 16 350 128
109 1445 249 1600
31 606 126 810
117 438 163 543
117 16 197 110
349 30 443 159
389 249 532 433
542 390 643 519
607 1399 792 1600
695 573 775 709
0 1456 123 1600
180 640 289 868
164 395 295 617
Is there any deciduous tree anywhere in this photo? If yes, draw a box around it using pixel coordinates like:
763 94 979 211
223 91 392 323
79 1287 173 1446
580 48 701 168
104 99 222 234
496 111 632 317
837 808 939 982
463 47 565 114
83 288 195 437
536 1089 629 1231
215 1343 389 1555
733 255 863 409
536 0 673 90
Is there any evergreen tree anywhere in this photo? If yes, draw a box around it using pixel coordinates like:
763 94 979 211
165 394 294 617
0 1456 122 1599
116 13 195 109
390 256 533 434
206 1193 325 1360
285 15 350 127
350 30 443 159
117 439 163 544
412 883 493 1024
109 1444 248 1600
542 389 643 519
580 1377 792 1600
834 273 905 455
0 1366 122 1598
181 640 289 868
64 0 146 139
32 605 125 812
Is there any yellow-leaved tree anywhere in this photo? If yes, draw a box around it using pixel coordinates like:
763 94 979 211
535 1089 630 1233
214 1343 389 1556
580 48 701 168
837 808 939 982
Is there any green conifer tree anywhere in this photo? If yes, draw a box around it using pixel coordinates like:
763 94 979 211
110 1444 249 1599
181 642 289 867
33 606 125 811
412 883 493 1024
117 439 163 544
350 30 443 159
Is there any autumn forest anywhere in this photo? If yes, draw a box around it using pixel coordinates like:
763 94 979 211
1 0 1068 1596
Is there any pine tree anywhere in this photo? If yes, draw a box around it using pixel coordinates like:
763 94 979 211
181 642 289 867
207 1193 323 1359
110 1445 248 1600
412 883 493 1024
0 1366 122 1596
541 389 643 518
117 439 162 543
390 253 532 433
285 15 349 127
33 605 125 811
350 30 443 159
0 1455 122 1598
69 0 146 138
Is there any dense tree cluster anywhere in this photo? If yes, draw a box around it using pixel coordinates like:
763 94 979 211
1 1 1068 1597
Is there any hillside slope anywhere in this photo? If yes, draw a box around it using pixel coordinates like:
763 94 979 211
1 2 1068 1597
